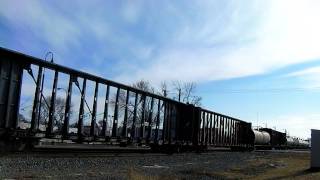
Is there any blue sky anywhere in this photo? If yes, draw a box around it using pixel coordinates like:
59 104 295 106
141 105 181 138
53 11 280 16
1 0 320 138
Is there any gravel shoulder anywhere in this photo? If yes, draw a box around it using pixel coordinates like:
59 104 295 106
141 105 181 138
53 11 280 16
0 150 318 179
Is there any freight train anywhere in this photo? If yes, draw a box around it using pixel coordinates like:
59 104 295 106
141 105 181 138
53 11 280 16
0 47 310 153
253 128 309 149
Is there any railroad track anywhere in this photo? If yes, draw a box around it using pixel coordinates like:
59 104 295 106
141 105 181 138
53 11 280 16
31 144 152 155
7 144 234 158
255 149 310 154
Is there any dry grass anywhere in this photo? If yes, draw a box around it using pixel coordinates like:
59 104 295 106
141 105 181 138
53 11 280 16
211 153 320 180
126 152 320 180
127 168 178 180
128 168 172 180
127 168 152 180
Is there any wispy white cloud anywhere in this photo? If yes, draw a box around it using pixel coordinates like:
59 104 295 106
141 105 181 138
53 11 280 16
0 1 81 52
287 66 320 78
115 0 320 84
1 0 320 84
286 66 320 88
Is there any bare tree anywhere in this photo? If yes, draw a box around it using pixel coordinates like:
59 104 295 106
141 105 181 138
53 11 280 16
109 79 160 131
130 80 154 122
132 79 155 93
110 79 202 133
38 96 73 131
171 81 202 106
160 81 169 97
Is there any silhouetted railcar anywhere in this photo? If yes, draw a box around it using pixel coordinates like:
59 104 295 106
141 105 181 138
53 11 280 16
0 47 254 152
260 128 287 149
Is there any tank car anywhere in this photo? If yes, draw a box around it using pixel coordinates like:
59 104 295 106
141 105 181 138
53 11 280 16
252 127 310 150
253 128 287 149
253 130 271 149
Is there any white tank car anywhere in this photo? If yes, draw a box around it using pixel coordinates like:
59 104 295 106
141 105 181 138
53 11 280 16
253 130 271 145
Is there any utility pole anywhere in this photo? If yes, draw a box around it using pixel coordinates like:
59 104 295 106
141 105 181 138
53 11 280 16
178 88 181 102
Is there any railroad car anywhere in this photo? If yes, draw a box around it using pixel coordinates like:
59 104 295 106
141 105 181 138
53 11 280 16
252 128 309 150
286 137 309 149
0 47 308 153
0 47 255 152
253 129 271 149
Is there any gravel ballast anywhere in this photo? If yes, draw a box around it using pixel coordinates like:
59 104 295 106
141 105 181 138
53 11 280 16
0 151 310 179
